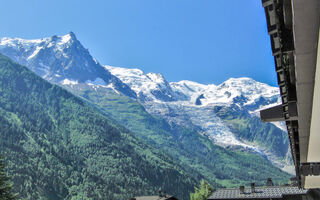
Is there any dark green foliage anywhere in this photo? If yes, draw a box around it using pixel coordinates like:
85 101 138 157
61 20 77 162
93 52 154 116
190 179 214 200
0 156 17 200
0 54 197 200
63 82 291 189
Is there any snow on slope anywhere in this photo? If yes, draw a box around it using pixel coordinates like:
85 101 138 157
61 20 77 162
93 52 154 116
0 32 89 80
105 65 184 102
0 33 292 173
106 65 280 108
104 66 163 95
0 33 137 98
106 65 294 174
0 34 72 64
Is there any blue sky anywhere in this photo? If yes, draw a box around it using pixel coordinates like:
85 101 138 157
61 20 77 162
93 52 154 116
0 0 277 86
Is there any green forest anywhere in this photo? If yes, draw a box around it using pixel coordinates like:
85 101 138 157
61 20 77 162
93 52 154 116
0 54 197 199
0 54 291 199
0 155 17 200
64 82 291 188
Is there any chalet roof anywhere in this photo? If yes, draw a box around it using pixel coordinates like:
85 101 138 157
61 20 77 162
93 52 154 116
132 195 178 200
208 186 308 199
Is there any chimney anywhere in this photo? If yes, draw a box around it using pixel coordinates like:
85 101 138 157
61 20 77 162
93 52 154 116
251 183 255 193
158 188 162 197
266 178 274 186
239 186 245 194
163 191 167 198
290 177 298 186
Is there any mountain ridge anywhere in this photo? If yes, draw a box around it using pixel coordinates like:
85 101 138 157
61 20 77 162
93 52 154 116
104 64 293 174
0 32 137 98
0 33 294 175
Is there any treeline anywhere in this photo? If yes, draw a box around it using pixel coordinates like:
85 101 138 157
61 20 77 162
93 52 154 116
0 54 196 200
65 82 291 189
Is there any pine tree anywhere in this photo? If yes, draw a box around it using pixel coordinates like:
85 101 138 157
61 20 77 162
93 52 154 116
0 156 16 200
190 179 214 200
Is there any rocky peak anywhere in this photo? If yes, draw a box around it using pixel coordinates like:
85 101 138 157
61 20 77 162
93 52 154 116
0 33 137 98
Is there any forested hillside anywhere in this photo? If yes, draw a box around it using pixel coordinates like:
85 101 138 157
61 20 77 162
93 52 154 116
0 54 197 200
0 33 293 200
0 33 293 174
64 83 291 188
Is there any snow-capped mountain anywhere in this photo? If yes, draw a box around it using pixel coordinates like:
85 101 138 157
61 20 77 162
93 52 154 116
105 65 280 107
0 32 136 98
0 33 293 173
106 65 293 174
106 66 280 119
104 66 188 102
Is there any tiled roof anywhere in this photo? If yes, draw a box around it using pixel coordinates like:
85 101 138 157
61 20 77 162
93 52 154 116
133 195 176 200
208 186 308 199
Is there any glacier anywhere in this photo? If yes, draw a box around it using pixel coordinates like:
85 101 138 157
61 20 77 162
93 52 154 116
0 33 294 174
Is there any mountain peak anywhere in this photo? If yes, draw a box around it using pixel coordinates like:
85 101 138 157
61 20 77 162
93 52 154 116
0 33 137 98
105 65 145 77
56 32 77 45
49 32 77 46
68 31 76 39
224 77 256 84
220 77 278 92
146 72 166 84
0 33 77 51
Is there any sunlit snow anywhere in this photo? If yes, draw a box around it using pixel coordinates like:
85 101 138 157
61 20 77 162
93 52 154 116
86 78 106 86
61 79 78 85
105 65 293 172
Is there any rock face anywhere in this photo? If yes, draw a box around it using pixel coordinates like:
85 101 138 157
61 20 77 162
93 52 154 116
0 33 294 174
0 32 136 98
